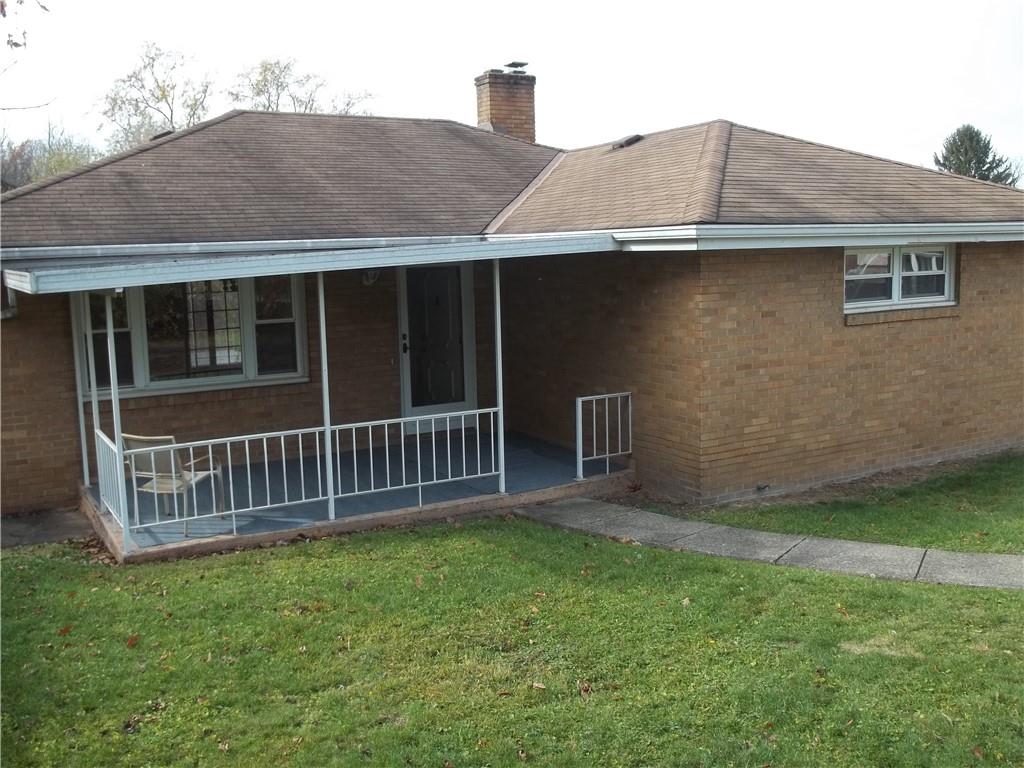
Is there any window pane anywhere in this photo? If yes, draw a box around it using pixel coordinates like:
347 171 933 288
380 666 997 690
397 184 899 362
255 276 294 320
902 250 944 273
845 277 893 303
145 281 242 380
89 330 134 388
845 251 892 276
902 274 946 299
255 323 298 374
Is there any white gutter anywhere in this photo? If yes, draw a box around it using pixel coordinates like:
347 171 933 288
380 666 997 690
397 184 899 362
4 221 1022 295
616 221 1024 251
3 234 618 294
0 234 487 262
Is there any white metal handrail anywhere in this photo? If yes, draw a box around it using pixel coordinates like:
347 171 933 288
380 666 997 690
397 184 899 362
331 408 500 507
118 406 501 534
575 392 632 480
94 428 125 527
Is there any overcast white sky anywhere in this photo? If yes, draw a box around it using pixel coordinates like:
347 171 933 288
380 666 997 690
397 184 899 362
1 0 1022 170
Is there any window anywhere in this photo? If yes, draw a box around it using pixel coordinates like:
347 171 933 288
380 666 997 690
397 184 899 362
78 276 306 394
88 293 134 388
844 245 954 312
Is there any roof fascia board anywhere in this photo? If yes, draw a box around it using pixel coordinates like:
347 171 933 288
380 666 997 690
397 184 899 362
617 222 1024 251
0 234 487 262
9 234 618 295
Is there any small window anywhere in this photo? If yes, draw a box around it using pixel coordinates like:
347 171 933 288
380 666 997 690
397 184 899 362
253 276 299 375
844 245 954 312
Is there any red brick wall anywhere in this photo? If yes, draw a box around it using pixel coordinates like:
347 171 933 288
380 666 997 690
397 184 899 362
1 293 83 512
1 267 498 514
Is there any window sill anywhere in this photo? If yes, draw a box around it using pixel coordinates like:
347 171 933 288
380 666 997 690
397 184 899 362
844 304 960 326
83 374 310 401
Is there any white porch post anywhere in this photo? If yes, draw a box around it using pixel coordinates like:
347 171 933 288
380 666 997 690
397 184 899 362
105 293 133 553
70 296 91 485
82 294 104 481
317 272 336 520
493 259 506 494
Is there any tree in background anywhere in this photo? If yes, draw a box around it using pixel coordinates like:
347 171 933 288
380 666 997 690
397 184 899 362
228 58 369 115
1 123 98 189
101 43 211 152
933 124 1021 186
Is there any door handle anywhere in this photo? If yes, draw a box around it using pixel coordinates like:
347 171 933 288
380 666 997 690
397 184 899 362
402 342 409 353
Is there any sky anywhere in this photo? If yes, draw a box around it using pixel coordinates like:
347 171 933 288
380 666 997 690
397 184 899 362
1 0 1022 171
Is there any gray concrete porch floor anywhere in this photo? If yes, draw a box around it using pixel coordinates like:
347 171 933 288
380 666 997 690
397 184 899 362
90 433 626 550
518 498 1024 590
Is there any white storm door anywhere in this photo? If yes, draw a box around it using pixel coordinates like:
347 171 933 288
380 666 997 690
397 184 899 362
398 263 477 420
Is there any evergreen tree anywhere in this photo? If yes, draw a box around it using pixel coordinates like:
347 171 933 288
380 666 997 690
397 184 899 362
933 124 1020 186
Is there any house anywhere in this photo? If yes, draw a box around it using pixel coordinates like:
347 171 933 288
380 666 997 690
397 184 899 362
2 66 1022 560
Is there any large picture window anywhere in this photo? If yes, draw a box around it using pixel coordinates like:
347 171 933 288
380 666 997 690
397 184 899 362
78 275 307 394
844 245 954 312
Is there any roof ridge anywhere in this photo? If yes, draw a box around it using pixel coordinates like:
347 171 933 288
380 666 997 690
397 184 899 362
564 118 718 153
732 121 1024 195
484 152 566 233
232 109 565 151
1 110 249 203
681 119 732 223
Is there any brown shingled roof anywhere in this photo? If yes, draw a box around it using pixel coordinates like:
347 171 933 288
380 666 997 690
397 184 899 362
493 120 1024 233
2 114 1021 250
0 110 559 247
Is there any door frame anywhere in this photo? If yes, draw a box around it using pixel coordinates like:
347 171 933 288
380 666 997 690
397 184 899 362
397 262 478 420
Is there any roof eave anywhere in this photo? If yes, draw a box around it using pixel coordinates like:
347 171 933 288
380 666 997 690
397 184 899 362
616 221 1024 251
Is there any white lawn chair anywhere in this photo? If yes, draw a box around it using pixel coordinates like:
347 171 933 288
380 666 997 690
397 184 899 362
122 434 225 534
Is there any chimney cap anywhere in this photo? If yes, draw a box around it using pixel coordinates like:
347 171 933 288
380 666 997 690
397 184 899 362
505 61 528 70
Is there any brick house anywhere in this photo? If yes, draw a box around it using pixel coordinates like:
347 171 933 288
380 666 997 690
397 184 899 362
2 66 1022 559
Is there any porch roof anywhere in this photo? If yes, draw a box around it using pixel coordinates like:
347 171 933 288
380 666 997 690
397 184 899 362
1 233 619 294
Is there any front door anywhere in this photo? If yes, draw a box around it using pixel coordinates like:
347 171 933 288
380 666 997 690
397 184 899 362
398 264 477 420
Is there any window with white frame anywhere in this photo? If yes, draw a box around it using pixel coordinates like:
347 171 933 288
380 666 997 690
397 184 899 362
78 275 307 393
844 245 954 311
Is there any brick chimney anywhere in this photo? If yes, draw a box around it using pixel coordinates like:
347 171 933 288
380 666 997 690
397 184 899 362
475 63 536 144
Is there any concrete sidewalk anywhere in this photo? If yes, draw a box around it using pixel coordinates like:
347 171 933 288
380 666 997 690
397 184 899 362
1 508 94 548
517 498 1024 590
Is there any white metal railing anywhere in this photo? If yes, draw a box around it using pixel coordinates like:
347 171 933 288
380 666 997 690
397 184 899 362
331 408 500 506
118 407 501 535
575 392 632 480
94 429 125 527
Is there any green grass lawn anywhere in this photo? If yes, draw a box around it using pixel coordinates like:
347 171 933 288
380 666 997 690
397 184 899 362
655 452 1024 554
3 519 1023 767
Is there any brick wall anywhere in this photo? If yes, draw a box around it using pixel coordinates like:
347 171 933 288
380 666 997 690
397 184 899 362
1 293 83 512
1 267 498 515
503 252 703 496
501 243 1023 501
697 242 1024 501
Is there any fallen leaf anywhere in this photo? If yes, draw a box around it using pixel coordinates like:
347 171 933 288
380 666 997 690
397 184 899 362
218 740 230 752
126 634 140 649
577 680 593 696
531 682 546 690
497 690 512 697
681 597 692 607
58 624 73 636
972 746 984 759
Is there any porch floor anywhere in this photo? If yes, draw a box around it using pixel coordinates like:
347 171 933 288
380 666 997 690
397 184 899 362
89 433 627 550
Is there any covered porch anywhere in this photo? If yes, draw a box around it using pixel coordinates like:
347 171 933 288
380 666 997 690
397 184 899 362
54 242 633 560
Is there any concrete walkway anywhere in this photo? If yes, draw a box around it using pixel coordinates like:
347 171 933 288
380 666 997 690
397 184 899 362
517 499 1024 590
1 509 94 548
